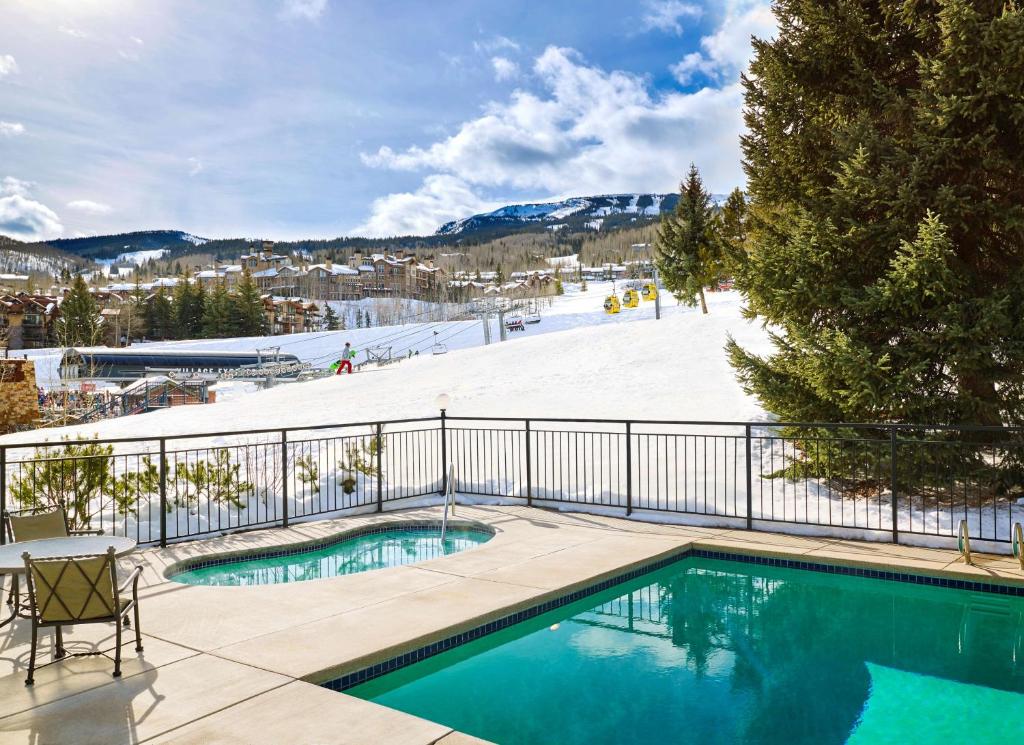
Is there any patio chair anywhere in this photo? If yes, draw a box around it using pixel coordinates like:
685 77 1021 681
20 547 143 685
3 507 103 613
3 506 104 543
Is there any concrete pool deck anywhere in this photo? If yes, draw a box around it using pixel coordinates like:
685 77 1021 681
1 504 1022 744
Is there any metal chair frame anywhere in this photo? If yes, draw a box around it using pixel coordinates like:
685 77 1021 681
2 507 104 616
20 546 143 686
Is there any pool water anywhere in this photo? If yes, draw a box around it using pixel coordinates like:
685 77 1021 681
350 557 1024 744
170 527 492 586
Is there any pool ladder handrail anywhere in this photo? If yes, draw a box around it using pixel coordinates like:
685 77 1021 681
958 519 972 565
440 463 456 543
1013 522 1024 571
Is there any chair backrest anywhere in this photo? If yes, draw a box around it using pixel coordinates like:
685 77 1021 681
22 548 118 623
6 508 70 543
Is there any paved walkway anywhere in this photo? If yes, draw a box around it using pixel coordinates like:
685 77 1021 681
0 505 1020 744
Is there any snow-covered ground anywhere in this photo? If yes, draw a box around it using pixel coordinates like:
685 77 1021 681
4 284 1011 553
8 285 766 439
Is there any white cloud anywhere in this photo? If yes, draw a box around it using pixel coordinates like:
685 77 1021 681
0 177 62 240
360 44 748 226
0 121 25 137
118 49 141 62
670 0 776 83
0 54 17 78
491 56 519 82
473 36 519 54
640 0 702 35
187 157 204 176
352 175 498 238
279 0 328 21
131 36 145 46
67 199 113 215
1 177 32 198
58 26 91 39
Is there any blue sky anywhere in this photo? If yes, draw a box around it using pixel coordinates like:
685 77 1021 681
0 0 775 241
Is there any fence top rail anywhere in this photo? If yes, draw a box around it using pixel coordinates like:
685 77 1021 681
0 416 440 450
4 415 1024 452
444 416 1024 434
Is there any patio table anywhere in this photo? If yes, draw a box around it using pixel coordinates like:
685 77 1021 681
0 535 137 629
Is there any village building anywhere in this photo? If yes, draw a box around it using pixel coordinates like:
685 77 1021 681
261 296 322 335
0 293 59 350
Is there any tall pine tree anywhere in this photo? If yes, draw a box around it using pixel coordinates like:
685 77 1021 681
202 282 233 338
728 1 1024 427
718 188 748 276
172 280 205 340
234 270 268 336
144 289 174 341
655 164 722 314
57 275 101 347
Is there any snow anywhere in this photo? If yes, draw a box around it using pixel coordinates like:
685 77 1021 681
585 219 604 231
5 285 1010 554
3 287 769 440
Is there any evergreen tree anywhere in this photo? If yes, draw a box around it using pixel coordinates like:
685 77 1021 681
655 164 722 314
172 281 205 340
144 289 173 341
355 309 363 329
202 283 233 338
234 270 268 336
56 275 101 347
323 304 341 331
728 1 1024 428
718 187 748 276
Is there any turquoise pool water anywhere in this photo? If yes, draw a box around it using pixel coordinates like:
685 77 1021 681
350 557 1024 744
170 527 492 586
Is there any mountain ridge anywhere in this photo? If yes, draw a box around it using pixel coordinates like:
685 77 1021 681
436 191 729 238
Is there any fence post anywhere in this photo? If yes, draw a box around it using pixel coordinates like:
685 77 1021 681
281 430 289 529
376 423 384 513
625 422 633 516
0 446 6 546
525 419 532 507
439 409 448 495
158 438 167 548
745 425 753 530
890 425 898 544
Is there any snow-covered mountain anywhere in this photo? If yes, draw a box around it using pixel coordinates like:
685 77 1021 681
436 192 731 237
48 230 208 261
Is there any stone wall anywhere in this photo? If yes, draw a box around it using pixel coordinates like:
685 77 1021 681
0 359 39 432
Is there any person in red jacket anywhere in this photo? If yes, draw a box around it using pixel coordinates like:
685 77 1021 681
336 342 356 375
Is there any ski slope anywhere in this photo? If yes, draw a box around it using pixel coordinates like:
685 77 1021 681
3 286 773 443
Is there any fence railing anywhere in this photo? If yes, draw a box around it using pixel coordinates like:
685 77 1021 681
2 415 1023 550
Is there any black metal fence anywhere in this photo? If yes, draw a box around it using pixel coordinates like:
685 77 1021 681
2 415 1022 550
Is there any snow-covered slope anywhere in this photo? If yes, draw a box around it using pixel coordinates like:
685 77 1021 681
436 192 730 236
5 290 771 443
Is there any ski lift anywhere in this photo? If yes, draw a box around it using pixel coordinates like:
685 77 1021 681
504 314 526 333
604 294 621 314
622 288 640 308
432 331 448 355
641 282 658 301
366 346 392 365
524 299 541 324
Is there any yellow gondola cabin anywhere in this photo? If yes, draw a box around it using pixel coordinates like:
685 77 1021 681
641 282 658 301
604 294 621 314
622 288 639 308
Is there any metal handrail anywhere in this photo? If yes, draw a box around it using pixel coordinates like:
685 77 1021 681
1013 523 1024 571
440 463 456 543
958 519 972 565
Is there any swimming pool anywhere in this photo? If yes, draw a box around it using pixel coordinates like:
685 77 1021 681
169 524 493 586
347 555 1024 744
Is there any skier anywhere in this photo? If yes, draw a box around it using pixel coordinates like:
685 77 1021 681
335 342 356 375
